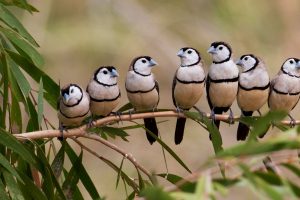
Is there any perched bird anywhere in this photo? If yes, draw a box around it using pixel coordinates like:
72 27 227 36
125 56 159 144
236 54 270 141
206 41 239 133
172 47 205 144
268 58 300 128
87 66 120 118
58 84 90 137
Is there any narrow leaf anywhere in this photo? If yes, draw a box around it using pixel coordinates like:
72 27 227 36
37 78 43 127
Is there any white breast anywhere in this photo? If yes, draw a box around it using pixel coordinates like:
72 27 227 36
176 65 205 82
125 71 155 91
209 60 239 80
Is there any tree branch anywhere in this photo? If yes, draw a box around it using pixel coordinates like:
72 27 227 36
14 110 298 140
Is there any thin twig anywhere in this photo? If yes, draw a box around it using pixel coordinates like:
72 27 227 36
71 137 139 191
81 133 152 180
13 110 298 140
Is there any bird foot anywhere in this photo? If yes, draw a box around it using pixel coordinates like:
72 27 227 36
176 106 183 114
288 114 296 128
58 122 66 141
228 108 234 124
87 117 96 128
112 111 123 124
210 109 216 125
128 109 135 120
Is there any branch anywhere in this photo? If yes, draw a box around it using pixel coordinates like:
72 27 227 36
14 110 298 140
79 134 152 180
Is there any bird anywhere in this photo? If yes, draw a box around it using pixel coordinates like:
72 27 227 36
206 41 239 135
57 84 90 138
172 47 205 144
267 58 300 132
87 66 121 119
236 54 270 141
125 56 159 144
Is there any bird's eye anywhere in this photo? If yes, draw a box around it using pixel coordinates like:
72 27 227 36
70 89 74 93
103 70 108 74
290 60 294 64
219 46 223 50
142 59 147 63
187 50 192 54
244 57 248 61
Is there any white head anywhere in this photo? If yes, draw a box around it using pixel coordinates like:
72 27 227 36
131 56 158 76
281 58 300 76
207 41 232 63
177 47 201 67
94 66 119 85
61 84 83 105
236 54 259 72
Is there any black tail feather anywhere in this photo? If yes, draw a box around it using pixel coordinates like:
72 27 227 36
174 118 187 145
144 118 158 144
237 111 253 141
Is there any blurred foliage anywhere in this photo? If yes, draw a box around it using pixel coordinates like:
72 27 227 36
1 1 300 200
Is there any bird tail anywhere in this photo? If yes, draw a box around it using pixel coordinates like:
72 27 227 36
144 118 158 144
237 111 253 141
174 118 187 145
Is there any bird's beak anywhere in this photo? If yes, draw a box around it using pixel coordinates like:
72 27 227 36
63 93 70 103
207 46 217 54
149 59 158 67
235 59 243 66
110 69 119 77
296 60 300 69
177 49 185 58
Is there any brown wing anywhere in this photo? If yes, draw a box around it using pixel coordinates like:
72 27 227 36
172 69 178 107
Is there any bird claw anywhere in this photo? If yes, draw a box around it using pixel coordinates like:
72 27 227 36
112 111 123 125
128 109 135 120
288 114 296 128
176 106 183 114
210 109 216 124
228 108 234 124
58 122 66 141
87 117 96 128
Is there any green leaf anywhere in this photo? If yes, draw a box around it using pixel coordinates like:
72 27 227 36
62 151 82 200
282 163 300 177
0 152 22 182
0 128 36 164
217 138 300 157
51 141 65 179
0 27 43 67
25 97 39 131
37 78 43 127
91 126 129 141
3 170 25 200
240 165 283 200
0 0 38 12
138 122 192 173
140 186 174 200
0 4 38 46
184 111 223 153
0 179 10 200
244 110 287 140
65 142 102 200
137 168 145 191
157 173 195 193
11 92 22 132
116 157 125 189
8 56 31 97
18 171 48 200
7 50 59 108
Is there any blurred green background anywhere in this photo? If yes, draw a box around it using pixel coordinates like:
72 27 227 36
20 0 300 199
